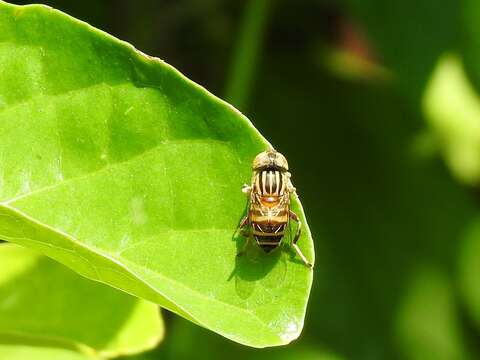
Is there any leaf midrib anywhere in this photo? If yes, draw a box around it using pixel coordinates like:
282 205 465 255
1 137 228 205
0 203 281 345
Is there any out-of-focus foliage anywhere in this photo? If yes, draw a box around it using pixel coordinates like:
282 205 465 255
6 0 480 359
424 55 480 185
0 345 95 360
461 0 480 92
344 0 458 99
0 244 163 358
248 50 475 360
459 218 480 335
395 267 468 360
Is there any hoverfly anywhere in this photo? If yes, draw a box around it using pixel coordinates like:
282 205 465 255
238 149 313 268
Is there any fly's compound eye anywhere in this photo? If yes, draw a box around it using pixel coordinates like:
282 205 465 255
252 150 289 171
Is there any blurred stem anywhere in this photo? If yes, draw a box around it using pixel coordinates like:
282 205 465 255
225 0 272 111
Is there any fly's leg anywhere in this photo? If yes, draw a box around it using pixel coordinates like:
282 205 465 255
237 183 252 256
238 215 249 236
285 175 311 267
237 233 252 257
286 172 297 194
289 210 313 268
237 216 251 257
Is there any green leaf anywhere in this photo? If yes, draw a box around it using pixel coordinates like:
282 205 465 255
344 0 457 98
0 244 163 358
124 315 345 360
461 0 480 92
459 217 480 332
0 1 314 347
395 267 468 360
423 54 480 185
0 345 94 360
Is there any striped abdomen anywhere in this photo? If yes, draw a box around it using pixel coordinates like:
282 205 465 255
252 223 286 252
250 169 290 252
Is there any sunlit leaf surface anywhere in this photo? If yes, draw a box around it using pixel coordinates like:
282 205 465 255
0 345 94 360
0 1 314 347
0 244 163 358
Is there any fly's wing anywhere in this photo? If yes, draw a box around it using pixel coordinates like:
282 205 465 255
250 173 263 213
237 176 255 232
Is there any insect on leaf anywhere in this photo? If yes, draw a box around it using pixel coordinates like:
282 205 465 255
0 1 314 347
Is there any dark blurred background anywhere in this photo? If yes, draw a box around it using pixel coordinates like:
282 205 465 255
11 1 480 359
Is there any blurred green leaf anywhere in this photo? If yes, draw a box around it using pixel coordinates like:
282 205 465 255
0 345 94 360
225 0 271 110
459 217 480 332
0 244 162 358
423 54 480 185
0 1 313 347
461 0 480 92
321 48 392 82
127 316 345 360
344 0 458 98
395 267 468 360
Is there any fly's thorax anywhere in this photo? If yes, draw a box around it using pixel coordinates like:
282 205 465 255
252 168 289 197
249 168 290 224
